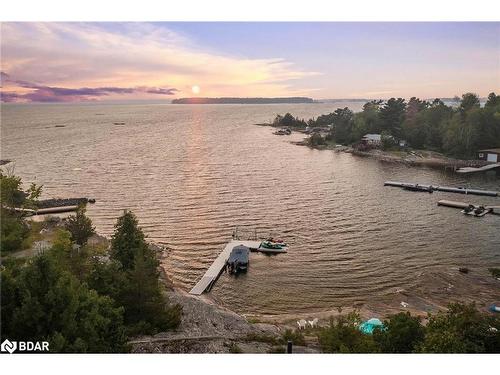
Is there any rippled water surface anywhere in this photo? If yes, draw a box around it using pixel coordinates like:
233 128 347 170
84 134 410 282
2 102 499 315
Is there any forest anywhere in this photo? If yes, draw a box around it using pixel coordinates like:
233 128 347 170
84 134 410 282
273 92 500 157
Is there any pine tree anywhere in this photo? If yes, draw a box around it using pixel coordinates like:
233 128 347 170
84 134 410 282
65 205 95 246
110 210 148 270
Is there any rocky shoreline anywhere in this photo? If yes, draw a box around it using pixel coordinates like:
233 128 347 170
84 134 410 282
13 212 500 353
134 241 500 353
291 137 490 171
345 148 490 170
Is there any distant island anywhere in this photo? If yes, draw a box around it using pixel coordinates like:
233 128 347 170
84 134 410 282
171 97 314 104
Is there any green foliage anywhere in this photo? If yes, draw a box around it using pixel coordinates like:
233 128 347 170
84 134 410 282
459 92 481 113
381 131 397 150
0 173 43 254
273 113 307 128
1 208 30 254
65 205 95 246
121 246 182 335
111 210 148 270
1 185 181 352
379 98 407 139
1 253 128 352
0 171 42 208
110 210 181 335
373 312 425 353
317 312 379 353
279 329 305 346
308 133 326 147
86 259 128 301
0 172 26 207
330 107 355 144
272 92 500 158
418 303 500 353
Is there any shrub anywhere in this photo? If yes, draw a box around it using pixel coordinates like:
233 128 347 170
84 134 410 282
373 312 425 353
317 312 379 353
1 209 30 253
418 303 500 353
279 329 305 346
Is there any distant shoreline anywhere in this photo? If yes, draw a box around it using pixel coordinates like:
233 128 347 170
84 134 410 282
171 97 314 104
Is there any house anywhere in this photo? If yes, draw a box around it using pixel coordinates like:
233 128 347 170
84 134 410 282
477 148 500 163
361 134 382 145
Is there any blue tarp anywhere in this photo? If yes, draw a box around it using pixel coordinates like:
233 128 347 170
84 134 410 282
359 318 384 334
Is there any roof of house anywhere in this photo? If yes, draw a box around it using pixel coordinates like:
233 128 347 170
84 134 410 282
478 148 500 153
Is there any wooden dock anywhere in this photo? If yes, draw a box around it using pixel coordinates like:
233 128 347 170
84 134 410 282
384 181 499 197
189 239 289 295
189 240 262 295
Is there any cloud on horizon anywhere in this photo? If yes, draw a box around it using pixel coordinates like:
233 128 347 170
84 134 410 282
0 23 317 102
1 71 177 102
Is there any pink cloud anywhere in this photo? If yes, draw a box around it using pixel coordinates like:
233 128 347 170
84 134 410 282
1 71 178 103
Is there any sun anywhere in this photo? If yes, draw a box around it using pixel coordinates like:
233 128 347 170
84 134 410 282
191 85 201 95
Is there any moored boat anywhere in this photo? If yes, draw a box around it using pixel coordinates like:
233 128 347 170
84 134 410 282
260 239 287 249
226 245 250 274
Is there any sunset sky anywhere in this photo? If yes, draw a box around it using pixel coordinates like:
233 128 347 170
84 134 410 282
1 22 499 102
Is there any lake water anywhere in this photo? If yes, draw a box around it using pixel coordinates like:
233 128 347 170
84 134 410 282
2 102 499 315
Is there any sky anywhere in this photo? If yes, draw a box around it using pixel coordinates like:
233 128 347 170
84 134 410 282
1 22 499 102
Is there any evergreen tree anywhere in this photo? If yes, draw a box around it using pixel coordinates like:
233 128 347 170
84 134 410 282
111 210 149 270
110 210 181 334
1 254 127 353
65 205 95 246
379 98 407 139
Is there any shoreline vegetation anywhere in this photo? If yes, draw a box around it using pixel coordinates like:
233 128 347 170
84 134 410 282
264 92 500 170
2 172 500 353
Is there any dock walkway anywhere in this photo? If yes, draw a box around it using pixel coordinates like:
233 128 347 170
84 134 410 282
189 240 262 295
456 163 500 173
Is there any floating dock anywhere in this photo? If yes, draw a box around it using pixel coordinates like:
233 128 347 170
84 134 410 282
384 181 499 197
9 205 80 216
456 163 500 174
438 200 500 215
189 239 288 295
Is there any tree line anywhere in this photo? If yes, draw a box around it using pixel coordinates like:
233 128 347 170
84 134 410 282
1 172 181 352
273 92 500 158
